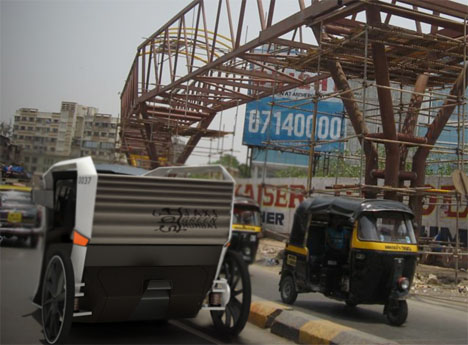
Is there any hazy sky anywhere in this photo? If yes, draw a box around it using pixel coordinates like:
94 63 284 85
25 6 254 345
1 0 465 164
0 0 303 164
0 0 193 119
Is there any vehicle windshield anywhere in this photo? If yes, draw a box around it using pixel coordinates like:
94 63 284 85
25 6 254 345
358 212 416 244
233 207 261 227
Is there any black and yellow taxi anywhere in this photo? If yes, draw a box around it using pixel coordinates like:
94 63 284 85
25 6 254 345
279 196 417 326
0 184 41 247
230 197 262 264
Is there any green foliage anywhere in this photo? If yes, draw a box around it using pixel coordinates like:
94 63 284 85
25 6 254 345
274 167 308 178
425 163 456 176
273 156 363 178
213 154 240 169
238 164 251 178
213 154 251 178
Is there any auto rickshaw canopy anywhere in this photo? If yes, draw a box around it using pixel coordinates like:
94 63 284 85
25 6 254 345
289 196 414 247
235 196 260 209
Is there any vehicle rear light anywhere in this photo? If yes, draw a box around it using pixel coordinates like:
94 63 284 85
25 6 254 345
209 292 222 306
398 277 410 291
73 230 89 247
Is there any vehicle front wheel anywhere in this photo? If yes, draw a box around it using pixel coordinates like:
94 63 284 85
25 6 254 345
41 248 74 344
211 250 251 336
280 275 297 305
386 300 408 326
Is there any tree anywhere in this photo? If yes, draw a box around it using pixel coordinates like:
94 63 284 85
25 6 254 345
0 122 12 137
213 154 250 178
214 154 240 169
275 167 308 178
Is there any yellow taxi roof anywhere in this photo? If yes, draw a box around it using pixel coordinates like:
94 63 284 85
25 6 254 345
0 184 32 192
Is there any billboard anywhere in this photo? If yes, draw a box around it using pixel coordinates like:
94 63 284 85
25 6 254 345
251 148 310 167
242 96 345 153
235 177 468 247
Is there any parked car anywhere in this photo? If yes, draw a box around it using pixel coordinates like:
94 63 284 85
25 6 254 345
0 185 41 248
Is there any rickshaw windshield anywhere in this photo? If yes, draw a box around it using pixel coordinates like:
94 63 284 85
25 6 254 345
358 212 416 244
233 207 261 227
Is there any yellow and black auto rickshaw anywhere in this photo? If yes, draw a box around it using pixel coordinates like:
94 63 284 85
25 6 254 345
279 196 418 326
230 197 262 264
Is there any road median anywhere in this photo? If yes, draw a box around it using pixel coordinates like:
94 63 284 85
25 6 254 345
249 300 398 345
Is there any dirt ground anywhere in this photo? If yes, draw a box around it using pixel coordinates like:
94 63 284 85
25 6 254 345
256 237 468 303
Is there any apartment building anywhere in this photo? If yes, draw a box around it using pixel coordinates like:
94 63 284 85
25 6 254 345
11 102 118 173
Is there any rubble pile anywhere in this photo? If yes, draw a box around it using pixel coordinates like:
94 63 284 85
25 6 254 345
411 268 468 300
257 238 284 266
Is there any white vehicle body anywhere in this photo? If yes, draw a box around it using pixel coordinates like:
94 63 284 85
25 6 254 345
33 157 235 322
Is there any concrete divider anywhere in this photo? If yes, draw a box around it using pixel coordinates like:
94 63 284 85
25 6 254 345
249 300 398 345
248 301 291 329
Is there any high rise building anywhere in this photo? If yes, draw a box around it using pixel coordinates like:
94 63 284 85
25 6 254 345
11 102 119 173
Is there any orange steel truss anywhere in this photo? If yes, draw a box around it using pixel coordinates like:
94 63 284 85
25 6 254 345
120 0 467 207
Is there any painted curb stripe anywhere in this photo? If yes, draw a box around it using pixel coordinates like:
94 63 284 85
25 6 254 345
249 301 287 328
271 311 310 343
299 320 351 345
249 301 398 345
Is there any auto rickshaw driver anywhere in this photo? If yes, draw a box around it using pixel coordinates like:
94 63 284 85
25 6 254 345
324 216 351 264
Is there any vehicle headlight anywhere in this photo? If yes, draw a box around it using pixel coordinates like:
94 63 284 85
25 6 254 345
243 247 251 256
398 277 410 291
355 252 366 260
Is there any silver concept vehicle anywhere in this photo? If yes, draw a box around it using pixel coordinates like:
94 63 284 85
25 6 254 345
32 157 250 344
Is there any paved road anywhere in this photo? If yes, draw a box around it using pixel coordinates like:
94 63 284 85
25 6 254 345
0 239 289 345
3 238 466 345
250 263 468 345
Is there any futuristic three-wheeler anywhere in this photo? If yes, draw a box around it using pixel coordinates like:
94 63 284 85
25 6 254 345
32 157 251 344
279 196 418 326
230 197 262 264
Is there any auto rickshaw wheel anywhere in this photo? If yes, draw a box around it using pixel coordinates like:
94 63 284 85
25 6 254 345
41 248 74 344
211 250 251 336
345 300 357 308
280 275 297 305
386 300 408 326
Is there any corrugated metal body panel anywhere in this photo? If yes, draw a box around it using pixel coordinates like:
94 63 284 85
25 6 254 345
91 174 234 245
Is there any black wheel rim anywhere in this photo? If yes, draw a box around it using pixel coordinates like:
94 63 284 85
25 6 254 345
216 255 244 329
42 256 67 344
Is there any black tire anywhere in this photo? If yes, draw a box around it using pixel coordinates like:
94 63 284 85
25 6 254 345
280 275 297 305
345 300 357 308
386 300 408 326
211 250 251 336
41 248 74 344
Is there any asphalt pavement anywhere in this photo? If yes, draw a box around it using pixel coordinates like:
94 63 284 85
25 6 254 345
249 263 468 345
0 238 290 345
2 237 467 345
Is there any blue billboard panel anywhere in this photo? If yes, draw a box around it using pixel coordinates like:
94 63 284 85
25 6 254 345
251 148 310 167
242 96 345 152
